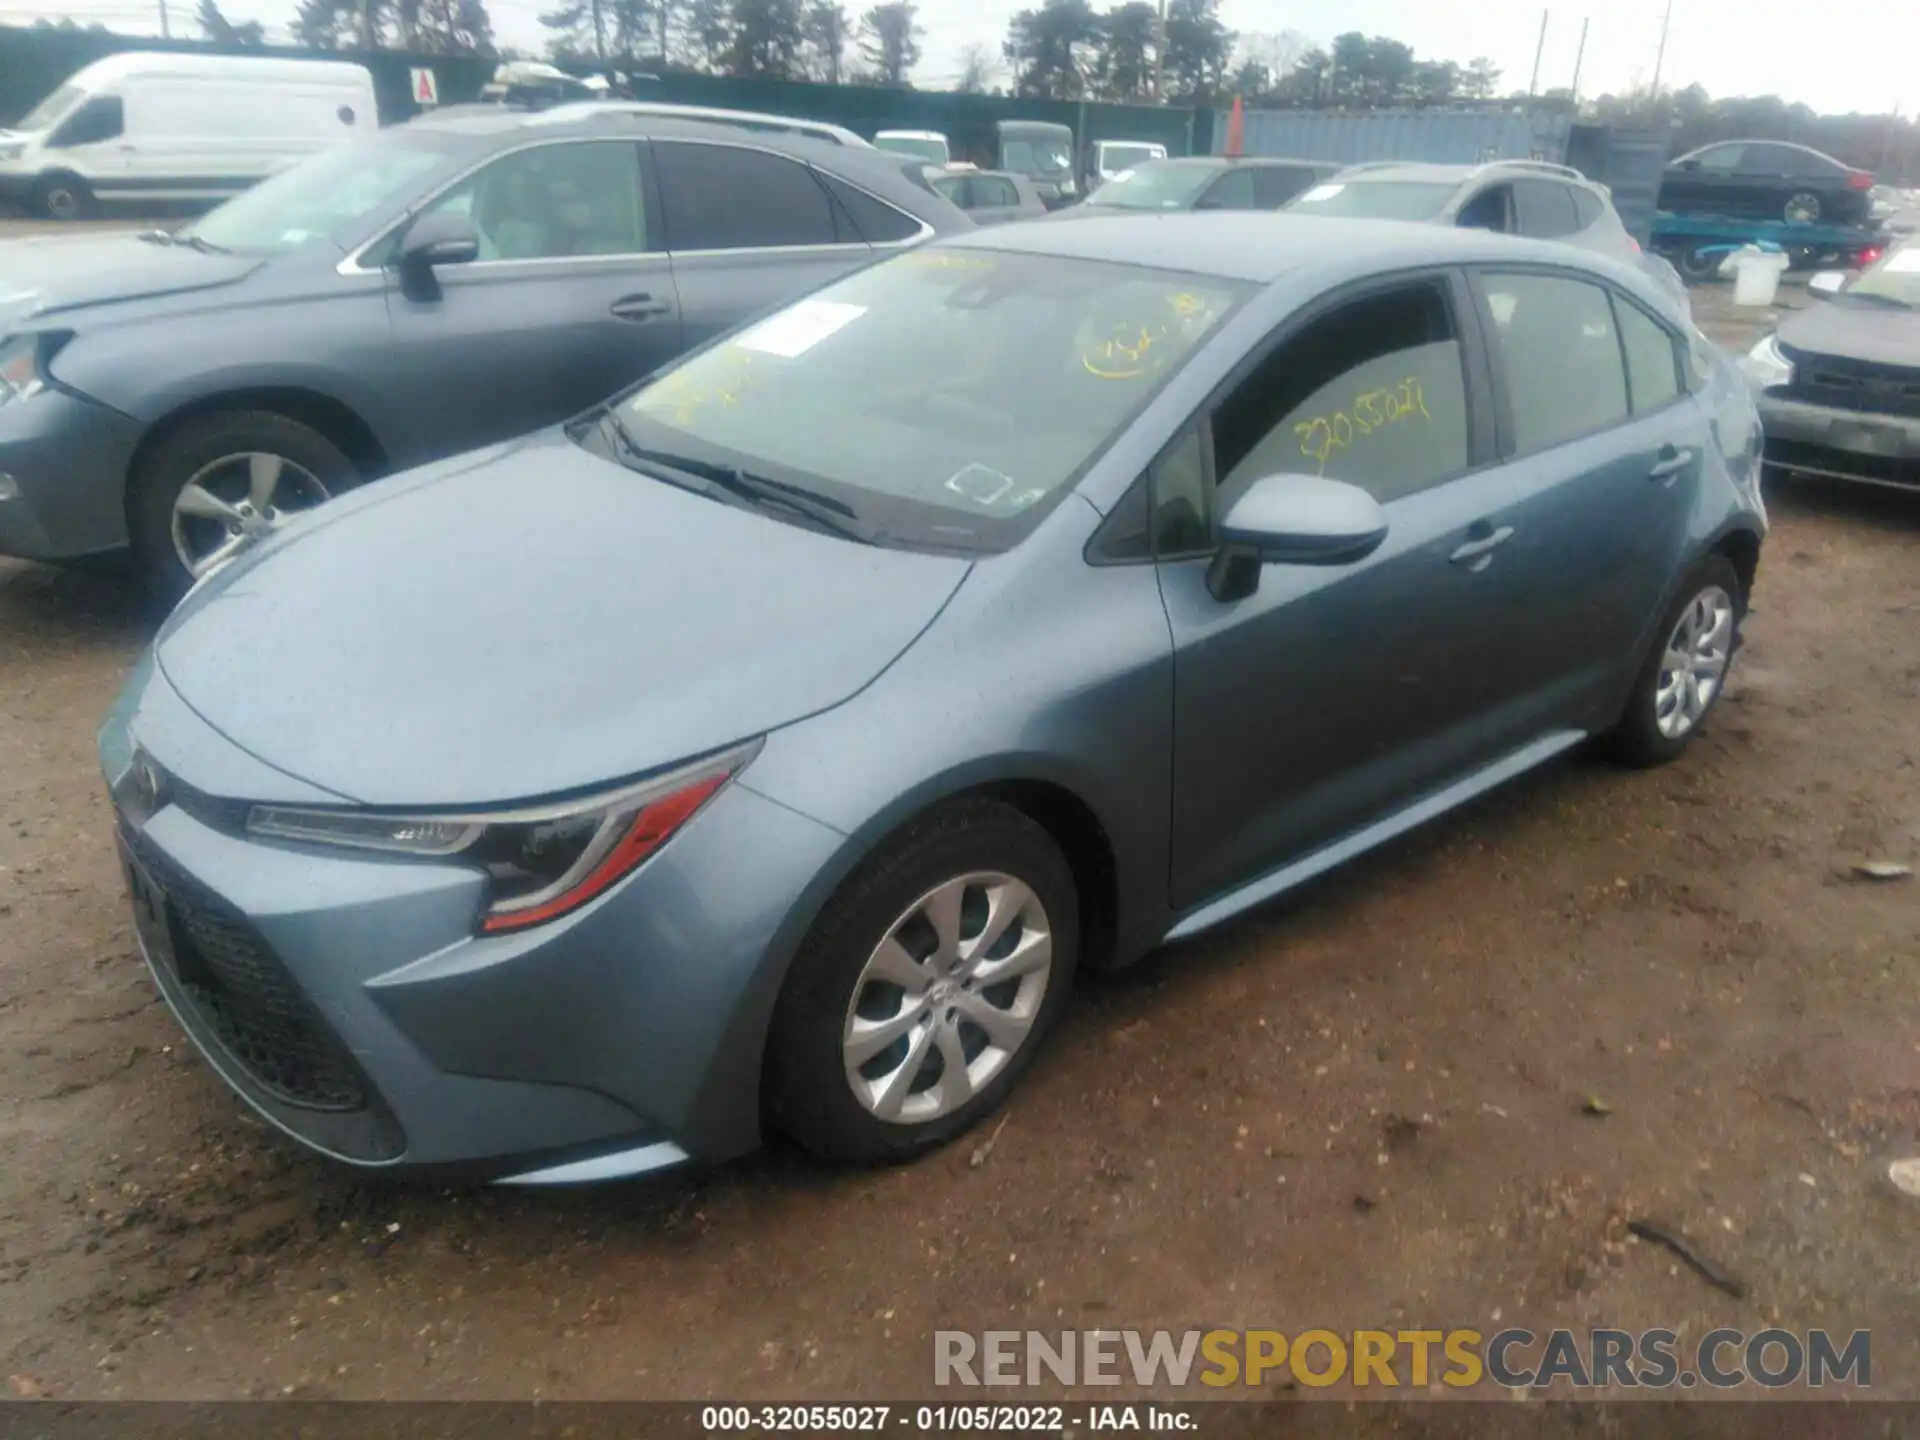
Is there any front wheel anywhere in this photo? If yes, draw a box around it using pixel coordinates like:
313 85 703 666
129 410 361 603
1605 556 1744 767
32 171 93 221
765 799 1079 1164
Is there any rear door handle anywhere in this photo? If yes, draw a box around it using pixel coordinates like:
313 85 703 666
1449 524 1514 569
1649 447 1695 481
610 293 672 322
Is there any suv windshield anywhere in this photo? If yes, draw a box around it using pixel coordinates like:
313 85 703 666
1100 144 1162 172
1287 179 1460 221
616 247 1250 553
13 83 81 132
177 138 455 254
1086 162 1217 210
1003 139 1072 176
1847 244 1920 306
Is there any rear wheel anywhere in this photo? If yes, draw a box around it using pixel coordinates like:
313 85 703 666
765 799 1079 1164
1784 190 1822 224
1605 555 1744 767
1676 243 1723 283
32 172 92 221
129 410 361 602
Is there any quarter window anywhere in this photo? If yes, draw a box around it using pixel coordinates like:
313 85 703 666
49 95 122 148
819 172 921 242
655 141 839 250
1481 272 1629 452
422 142 646 260
1614 298 1682 412
1195 167 1257 210
1513 179 1580 238
1212 280 1471 507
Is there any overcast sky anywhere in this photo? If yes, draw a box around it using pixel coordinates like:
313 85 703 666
4 0 1908 116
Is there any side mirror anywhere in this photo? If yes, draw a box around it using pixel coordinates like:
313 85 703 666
1206 475 1389 601
397 211 481 275
1807 269 1847 299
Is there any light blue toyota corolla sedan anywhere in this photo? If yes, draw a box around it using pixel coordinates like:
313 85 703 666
100 214 1767 1184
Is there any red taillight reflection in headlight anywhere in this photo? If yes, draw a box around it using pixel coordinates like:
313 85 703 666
480 773 727 934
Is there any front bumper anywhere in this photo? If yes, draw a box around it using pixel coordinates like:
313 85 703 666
1756 392 1920 489
0 387 143 562
101 665 854 1180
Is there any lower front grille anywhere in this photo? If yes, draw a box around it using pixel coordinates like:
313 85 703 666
1765 437 1919 489
1781 352 1920 421
119 822 397 1142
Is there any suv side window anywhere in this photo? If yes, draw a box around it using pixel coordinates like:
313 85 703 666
1456 184 1513 232
421 141 647 260
49 95 122 148
654 141 839 250
975 175 1020 208
1211 279 1471 508
1570 188 1605 229
1513 179 1580 238
1251 165 1318 208
1614 297 1683 413
1694 144 1745 172
1195 167 1258 210
1480 271 1629 452
819 172 922 241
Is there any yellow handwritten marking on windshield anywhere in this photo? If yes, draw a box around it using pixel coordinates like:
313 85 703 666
647 351 759 425
1292 377 1432 475
1081 293 1223 380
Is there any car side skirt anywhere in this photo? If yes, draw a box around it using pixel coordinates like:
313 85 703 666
1163 728 1589 943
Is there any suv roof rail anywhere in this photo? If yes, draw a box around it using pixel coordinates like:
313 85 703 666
1484 159 1587 182
526 100 872 147
1334 160 1405 173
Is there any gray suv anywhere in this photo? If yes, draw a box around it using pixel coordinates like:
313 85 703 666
0 105 966 597
1286 160 1688 306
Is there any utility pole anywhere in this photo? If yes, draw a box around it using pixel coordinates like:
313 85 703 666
359 0 375 48
157 0 170 36
1527 10 1548 98
1650 0 1674 98
1569 17 1588 103
591 0 607 62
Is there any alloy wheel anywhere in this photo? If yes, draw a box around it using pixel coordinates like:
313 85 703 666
841 872 1053 1126
1655 584 1734 739
169 452 332 579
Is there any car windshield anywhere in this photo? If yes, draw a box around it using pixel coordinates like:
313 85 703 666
176 138 455 254
1003 138 1072 175
878 135 948 164
616 247 1251 553
1086 162 1218 210
1101 144 1162 172
1846 244 1920 306
1286 179 1460 221
12 83 82 132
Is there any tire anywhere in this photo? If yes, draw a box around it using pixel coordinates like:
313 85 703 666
128 410 360 603
765 798 1080 1164
32 171 93 221
1784 190 1821 225
1605 555 1745 768
1677 243 1723 283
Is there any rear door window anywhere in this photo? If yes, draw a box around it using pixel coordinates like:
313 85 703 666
1195 167 1258 210
1479 271 1630 452
654 140 839 251
1250 165 1318 208
1456 184 1513 232
1614 298 1683 413
1513 179 1580 238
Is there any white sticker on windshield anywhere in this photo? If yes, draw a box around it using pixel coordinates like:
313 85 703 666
1882 247 1920 273
1297 183 1345 203
734 299 867 359
944 463 1015 507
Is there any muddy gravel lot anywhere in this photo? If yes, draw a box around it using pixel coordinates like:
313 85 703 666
2 272 1918 1407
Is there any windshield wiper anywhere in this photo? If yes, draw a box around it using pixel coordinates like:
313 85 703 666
135 228 176 246
596 409 869 543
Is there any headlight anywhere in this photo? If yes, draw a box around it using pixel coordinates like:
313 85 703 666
0 333 48 408
1738 333 1793 390
247 739 761 933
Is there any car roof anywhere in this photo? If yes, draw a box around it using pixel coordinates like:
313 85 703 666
943 211 1625 284
1144 155 1332 171
1333 159 1602 192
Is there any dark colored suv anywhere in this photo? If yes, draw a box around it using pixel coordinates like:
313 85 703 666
1660 141 1875 226
0 104 967 597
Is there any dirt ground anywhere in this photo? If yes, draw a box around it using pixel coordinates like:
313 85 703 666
2 269 1918 1407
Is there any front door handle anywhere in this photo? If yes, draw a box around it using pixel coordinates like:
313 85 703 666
610 293 672 322
1649 446 1695 482
1449 524 1514 570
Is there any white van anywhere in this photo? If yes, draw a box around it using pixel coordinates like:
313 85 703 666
0 52 377 219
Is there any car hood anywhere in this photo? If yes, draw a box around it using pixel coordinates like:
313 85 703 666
154 430 974 807
1777 298 1920 369
0 233 261 328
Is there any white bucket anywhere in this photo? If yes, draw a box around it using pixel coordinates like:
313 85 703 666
1731 250 1791 307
